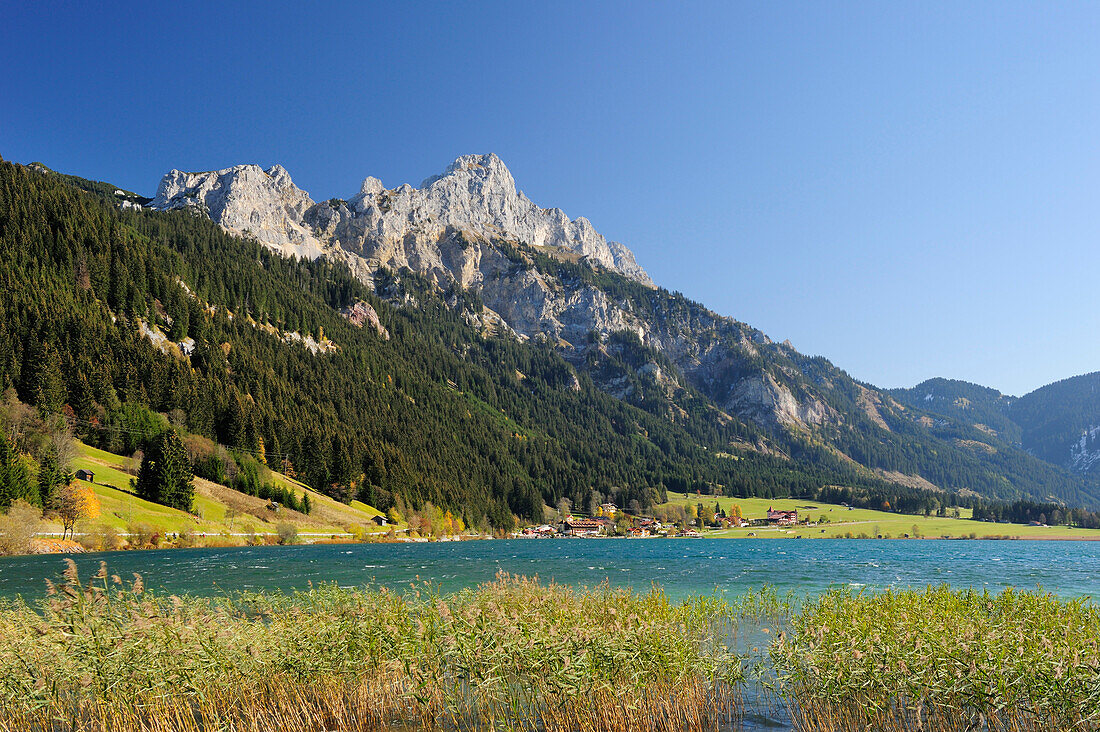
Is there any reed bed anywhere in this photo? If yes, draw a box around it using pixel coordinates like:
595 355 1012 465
7 564 1100 731
772 585 1100 731
0 562 744 731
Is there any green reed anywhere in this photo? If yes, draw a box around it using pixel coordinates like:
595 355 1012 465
5 563 1099 731
772 585 1100 730
0 562 745 731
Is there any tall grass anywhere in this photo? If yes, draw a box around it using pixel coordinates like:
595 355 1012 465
0 562 744 731
773 585 1100 730
5 566 1099 731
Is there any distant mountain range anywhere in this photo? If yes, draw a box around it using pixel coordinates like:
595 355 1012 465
3 153 1099 528
893 373 1100 481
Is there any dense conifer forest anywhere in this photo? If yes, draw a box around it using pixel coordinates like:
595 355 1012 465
2 157 1098 528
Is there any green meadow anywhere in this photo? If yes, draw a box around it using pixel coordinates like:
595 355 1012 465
48 442 396 543
663 491 1100 540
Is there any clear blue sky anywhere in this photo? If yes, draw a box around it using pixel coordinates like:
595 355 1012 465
3 1 1099 396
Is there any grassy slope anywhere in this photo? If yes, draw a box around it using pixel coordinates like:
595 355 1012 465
42 442 395 539
663 491 1100 540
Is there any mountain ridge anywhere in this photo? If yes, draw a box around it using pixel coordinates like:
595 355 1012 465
150 154 653 286
5 153 1098 524
893 373 1100 484
142 154 1100 509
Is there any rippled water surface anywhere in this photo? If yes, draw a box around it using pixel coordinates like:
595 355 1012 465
2 538 1098 600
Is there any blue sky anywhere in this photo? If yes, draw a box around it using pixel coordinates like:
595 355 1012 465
3 1 1099 396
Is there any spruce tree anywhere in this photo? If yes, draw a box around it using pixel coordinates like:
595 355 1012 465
0 432 36 509
135 429 194 512
37 446 66 509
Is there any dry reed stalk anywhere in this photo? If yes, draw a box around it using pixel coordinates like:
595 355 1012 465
788 698 1086 732
0 568 745 731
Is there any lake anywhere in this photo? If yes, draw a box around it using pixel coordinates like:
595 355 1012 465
2 538 1099 601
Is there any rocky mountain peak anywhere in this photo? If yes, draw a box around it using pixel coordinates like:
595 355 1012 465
151 154 652 285
359 176 385 196
265 164 295 187
421 152 516 193
150 164 326 259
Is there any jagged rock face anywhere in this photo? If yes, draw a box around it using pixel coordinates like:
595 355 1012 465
149 154 837 432
726 373 830 429
151 154 651 285
309 154 650 285
150 165 328 259
1070 426 1100 474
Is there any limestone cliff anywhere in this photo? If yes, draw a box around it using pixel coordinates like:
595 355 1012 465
150 154 837 432
151 154 649 283
150 165 328 259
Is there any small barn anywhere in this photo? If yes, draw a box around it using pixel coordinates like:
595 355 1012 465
371 515 388 526
74 469 95 483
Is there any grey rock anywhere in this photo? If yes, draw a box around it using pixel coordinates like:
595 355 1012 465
150 154 839 432
150 165 328 259
151 154 652 284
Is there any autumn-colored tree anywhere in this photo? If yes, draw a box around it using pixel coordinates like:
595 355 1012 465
54 480 99 539
281 455 297 480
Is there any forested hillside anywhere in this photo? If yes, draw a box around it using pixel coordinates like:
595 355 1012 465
893 374 1100 493
1010 372 1100 476
1 158 934 528
4 156 1099 530
890 378 1020 444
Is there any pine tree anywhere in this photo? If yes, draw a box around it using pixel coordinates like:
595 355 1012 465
0 432 37 509
69 372 95 421
135 429 194 512
19 336 65 412
37 446 67 509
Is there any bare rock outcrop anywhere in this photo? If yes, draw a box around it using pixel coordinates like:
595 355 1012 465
151 154 652 285
150 165 327 259
340 300 390 340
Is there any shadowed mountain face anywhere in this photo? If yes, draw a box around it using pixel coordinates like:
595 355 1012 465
1010 373 1100 477
140 154 1100 509
892 375 1100 483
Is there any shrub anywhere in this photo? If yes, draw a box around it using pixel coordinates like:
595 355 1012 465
0 500 41 555
80 522 121 552
275 522 298 545
126 522 154 548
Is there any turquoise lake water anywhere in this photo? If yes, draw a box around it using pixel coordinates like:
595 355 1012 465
2 538 1098 601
